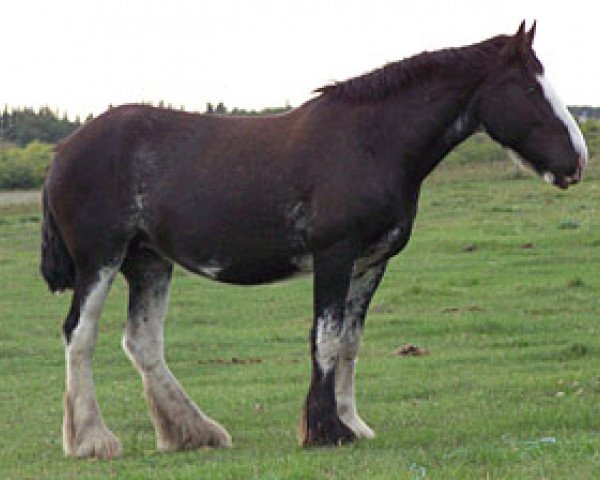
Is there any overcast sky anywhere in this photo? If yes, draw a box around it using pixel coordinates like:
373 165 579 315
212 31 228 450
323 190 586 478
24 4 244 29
4 0 599 118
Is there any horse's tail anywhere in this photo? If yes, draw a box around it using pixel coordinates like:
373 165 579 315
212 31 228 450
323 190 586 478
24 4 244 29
40 187 75 292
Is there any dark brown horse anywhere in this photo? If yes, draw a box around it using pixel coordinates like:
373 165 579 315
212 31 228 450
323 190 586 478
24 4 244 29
41 22 587 458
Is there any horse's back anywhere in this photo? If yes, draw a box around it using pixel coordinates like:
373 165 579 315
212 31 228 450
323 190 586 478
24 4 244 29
44 105 308 278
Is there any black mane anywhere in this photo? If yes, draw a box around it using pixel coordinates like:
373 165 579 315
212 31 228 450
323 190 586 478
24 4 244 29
315 35 509 103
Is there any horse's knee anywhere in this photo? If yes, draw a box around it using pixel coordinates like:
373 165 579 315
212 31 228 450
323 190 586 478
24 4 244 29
122 327 162 371
122 331 139 363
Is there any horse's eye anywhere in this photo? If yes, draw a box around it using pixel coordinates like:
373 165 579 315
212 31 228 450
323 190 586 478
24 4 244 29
527 86 537 94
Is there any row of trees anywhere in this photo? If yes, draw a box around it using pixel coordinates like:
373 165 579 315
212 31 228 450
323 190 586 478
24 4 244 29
1 106 85 148
0 103 293 149
0 103 295 189
570 106 600 121
205 102 291 116
1 104 599 190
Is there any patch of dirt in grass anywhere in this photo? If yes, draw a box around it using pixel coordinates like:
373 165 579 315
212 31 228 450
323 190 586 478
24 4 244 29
394 343 429 357
197 357 262 365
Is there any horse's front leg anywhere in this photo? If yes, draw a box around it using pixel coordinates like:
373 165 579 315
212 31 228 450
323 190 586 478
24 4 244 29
335 261 387 439
299 241 357 446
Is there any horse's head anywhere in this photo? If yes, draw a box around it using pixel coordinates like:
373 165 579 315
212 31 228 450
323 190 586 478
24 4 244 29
477 21 587 189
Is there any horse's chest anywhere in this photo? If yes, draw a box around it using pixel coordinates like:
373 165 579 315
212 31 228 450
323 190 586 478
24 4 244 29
289 222 412 278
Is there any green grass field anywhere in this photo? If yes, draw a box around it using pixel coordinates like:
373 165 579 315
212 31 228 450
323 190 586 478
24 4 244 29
1 157 600 479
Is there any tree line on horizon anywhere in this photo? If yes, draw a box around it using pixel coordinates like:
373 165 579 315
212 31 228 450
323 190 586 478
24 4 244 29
1 103 599 190
2 103 598 149
0 103 293 148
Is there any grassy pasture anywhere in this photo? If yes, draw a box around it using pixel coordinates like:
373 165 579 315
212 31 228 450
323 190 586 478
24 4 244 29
1 157 600 479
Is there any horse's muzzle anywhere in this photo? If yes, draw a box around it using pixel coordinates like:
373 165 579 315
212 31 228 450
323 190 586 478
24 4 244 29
544 158 585 190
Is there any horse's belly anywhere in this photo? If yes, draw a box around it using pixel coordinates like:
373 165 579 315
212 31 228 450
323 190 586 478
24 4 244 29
147 200 311 284
190 253 313 285
164 225 312 285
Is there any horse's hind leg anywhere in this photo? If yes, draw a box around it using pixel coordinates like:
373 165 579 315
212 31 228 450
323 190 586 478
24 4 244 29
63 265 121 459
121 247 232 451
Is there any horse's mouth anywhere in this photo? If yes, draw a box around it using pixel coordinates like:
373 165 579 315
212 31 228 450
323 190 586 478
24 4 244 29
543 170 582 190
509 150 584 190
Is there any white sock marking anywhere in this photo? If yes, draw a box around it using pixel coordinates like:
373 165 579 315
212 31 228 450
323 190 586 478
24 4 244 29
315 309 340 374
64 267 120 457
333 263 385 438
122 279 170 372
122 277 232 449
67 267 115 388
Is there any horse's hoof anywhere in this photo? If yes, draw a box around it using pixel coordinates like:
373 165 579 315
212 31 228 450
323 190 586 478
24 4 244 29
338 409 376 439
157 415 232 451
341 418 376 439
71 425 122 459
298 404 356 447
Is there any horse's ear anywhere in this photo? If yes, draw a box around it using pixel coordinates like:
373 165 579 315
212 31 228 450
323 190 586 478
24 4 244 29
515 20 526 40
503 21 530 60
515 20 531 53
527 20 537 47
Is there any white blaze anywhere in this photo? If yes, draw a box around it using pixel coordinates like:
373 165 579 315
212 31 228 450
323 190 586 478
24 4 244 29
536 74 588 164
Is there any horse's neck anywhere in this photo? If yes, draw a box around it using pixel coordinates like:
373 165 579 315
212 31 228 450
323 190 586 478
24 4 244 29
384 78 482 181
